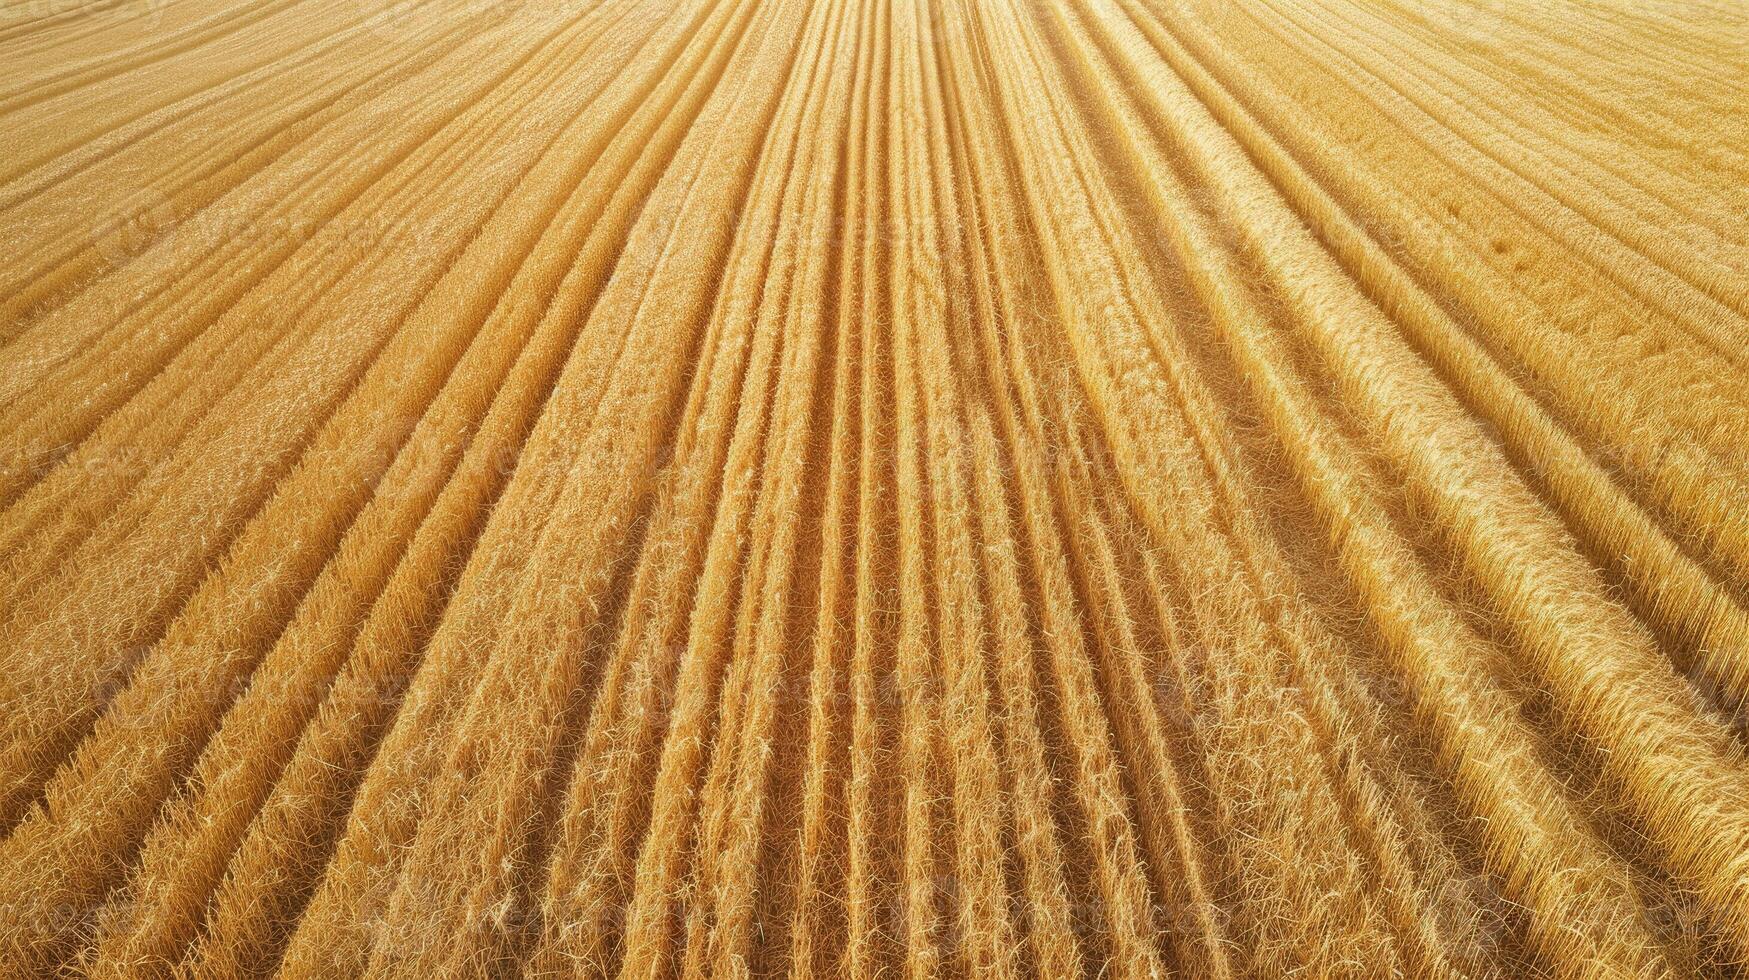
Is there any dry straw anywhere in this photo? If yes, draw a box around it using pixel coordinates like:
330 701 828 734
2 0 1746 975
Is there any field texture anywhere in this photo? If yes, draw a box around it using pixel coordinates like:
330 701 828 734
2 0 1748 975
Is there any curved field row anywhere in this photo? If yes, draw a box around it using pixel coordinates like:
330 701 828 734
1 0 1746 976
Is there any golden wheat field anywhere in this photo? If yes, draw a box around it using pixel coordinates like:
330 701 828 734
1 0 1747 975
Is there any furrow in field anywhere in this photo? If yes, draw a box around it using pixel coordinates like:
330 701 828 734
0 3 497 331
679 4 856 973
0 0 658 842
886 3 1028 974
1189 0 1749 441
73 1 763 972
1122 0 1749 609
1082 0 1749 962
0 2 630 489
0 0 325 115
1303 0 1749 248
930 15 1228 973
1228 0 1749 347
0 8 699 970
184 10 778 971
0 0 301 86
1181 16 1749 940
602 4 849 975
934 19 1153 975
1098 0 1749 711
974 0 1438 971
268 4 813 973
1388 19 1748 246
0 0 393 182
781 1 879 970
841 8 900 974
1281 0 1749 278
520 12 818 976
0 2 655 627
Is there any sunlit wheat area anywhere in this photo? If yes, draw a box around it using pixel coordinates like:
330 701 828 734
1 0 1746 975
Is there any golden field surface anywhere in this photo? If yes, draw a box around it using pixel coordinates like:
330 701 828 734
1 0 1747 975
